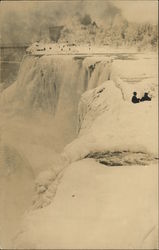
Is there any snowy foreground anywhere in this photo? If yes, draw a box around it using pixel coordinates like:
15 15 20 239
15 160 158 249
0 51 158 249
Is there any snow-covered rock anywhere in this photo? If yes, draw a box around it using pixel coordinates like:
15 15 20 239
64 80 158 162
14 159 158 249
77 81 122 133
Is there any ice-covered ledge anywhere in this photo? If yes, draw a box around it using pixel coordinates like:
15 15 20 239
26 42 139 56
63 80 158 163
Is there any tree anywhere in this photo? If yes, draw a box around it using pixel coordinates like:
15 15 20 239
80 14 92 26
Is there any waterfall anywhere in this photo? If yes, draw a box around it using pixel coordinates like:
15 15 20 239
0 55 112 113
0 55 113 147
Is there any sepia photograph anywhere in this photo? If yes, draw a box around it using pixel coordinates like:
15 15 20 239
0 0 158 249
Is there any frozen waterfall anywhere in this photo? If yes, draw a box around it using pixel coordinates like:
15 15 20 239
0 55 113 149
0 55 112 114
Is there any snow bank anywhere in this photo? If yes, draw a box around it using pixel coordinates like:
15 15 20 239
77 80 122 133
111 53 158 101
64 80 158 162
14 159 158 249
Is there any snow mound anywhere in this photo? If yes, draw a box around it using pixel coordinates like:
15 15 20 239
78 81 122 133
111 53 158 101
14 159 158 249
64 81 158 162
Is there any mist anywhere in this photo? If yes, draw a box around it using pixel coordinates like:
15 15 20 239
0 1 126 45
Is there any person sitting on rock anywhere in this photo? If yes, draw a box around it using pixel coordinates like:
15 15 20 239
131 92 140 103
140 92 151 102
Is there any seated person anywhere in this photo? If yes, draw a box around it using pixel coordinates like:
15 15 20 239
140 92 151 102
131 92 140 103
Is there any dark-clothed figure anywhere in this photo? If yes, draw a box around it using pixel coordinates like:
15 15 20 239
140 92 151 102
131 92 140 103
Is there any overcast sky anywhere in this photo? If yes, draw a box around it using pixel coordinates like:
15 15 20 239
115 0 158 24
0 0 158 45
1 0 158 24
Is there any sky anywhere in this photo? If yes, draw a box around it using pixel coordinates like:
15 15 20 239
115 0 158 24
0 0 158 45
0 0 158 24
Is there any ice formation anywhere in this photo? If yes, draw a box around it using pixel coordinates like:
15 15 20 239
64 80 158 163
0 50 158 249
0 55 113 150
